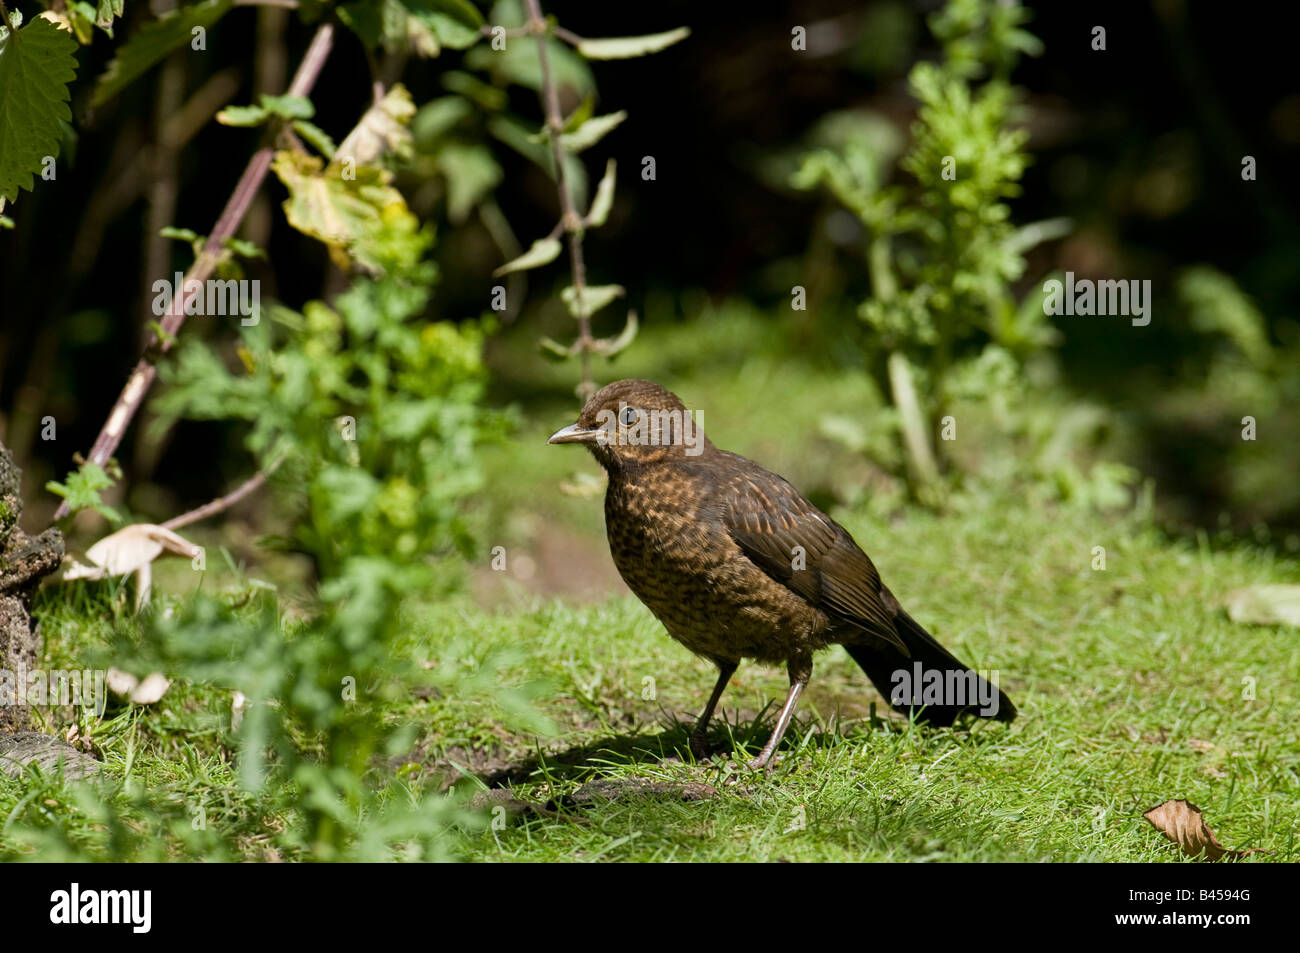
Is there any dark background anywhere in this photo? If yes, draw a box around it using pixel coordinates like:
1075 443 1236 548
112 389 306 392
1 0 1296 529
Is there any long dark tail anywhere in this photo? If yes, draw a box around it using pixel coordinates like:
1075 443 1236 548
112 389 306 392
845 609 1016 726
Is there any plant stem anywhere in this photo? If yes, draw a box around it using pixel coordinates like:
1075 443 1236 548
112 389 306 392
163 466 273 530
524 0 594 401
53 22 335 520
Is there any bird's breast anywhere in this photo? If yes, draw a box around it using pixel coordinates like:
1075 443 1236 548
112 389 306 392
603 467 828 663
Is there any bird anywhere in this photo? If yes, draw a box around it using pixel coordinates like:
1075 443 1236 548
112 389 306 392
548 378 1015 770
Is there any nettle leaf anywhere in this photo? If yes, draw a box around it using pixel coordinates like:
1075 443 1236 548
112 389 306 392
216 104 270 127
261 94 315 120
96 0 126 32
576 27 690 60
94 0 235 106
336 84 416 166
560 110 626 154
271 150 419 275
293 120 337 158
436 142 502 223
399 0 484 50
493 238 562 277
218 91 317 132
592 309 637 357
412 96 473 151
586 158 616 227
562 284 624 318
465 36 594 97
0 16 78 203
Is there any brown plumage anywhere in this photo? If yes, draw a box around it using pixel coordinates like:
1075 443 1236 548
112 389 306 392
549 379 1015 769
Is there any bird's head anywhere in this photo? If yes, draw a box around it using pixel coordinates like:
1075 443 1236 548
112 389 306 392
548 379 711 469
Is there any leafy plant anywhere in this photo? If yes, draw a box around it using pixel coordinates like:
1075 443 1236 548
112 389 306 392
794 0 1065 500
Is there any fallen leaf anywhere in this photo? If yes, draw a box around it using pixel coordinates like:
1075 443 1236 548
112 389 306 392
1143 799 1269 861
1225 585 1300 627
1188 738 1215 753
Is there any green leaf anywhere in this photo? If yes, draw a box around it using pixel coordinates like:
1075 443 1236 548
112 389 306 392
293 119 337 158
538 336 574 361
216 104 269 127
493 238 562 277
399 0 484 50
436 142 502 223
0 16 78 203
561 94 595 134
560 111 626 154
465 36 594 97
441 71 507 111
46 461 121 523
585 159 616 227
562 284 624 318
591 309 637 357
160 225 201 244
575 27 690 60
261 94 315 120
271 150 422 275
412 96 473 148
224 237 266 260
93 0 235 106
96 0 126 35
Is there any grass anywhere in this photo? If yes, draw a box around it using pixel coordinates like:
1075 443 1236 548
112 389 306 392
2 303 1296 861
439 499 1298 862
6 486 1294 861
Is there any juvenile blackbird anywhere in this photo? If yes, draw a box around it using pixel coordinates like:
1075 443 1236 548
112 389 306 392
549 379 1015 769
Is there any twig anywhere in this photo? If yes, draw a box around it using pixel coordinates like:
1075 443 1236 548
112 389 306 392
162 467 272 531
53 22 336 520
524 0 595 401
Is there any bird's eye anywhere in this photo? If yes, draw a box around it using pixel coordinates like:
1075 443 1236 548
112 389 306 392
620 406 639 426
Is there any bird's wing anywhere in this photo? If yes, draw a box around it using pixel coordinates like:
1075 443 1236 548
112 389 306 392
716 458 907 653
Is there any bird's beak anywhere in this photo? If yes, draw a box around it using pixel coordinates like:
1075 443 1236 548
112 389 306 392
548 422 602 445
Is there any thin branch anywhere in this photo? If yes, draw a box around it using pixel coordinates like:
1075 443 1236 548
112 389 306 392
552 25 582 46
524 0 595 402
53 22 336 520
162 468 270 531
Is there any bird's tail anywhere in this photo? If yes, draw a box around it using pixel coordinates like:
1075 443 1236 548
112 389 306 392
845 609 1016 726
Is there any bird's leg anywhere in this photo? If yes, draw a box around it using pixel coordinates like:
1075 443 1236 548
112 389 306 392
689 659 737 760
748 657 812 772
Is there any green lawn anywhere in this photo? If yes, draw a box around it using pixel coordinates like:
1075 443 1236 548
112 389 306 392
433 498 1298 862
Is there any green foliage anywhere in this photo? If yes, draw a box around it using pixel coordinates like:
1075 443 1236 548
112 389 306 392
791 0 1121 506
46 460 121 524
216 94 316 128
0 14 78 203
574 27 690 60
92 0 235 106
140 226 505 854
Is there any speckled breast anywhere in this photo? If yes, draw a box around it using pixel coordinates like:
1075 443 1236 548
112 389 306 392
604 465 827 664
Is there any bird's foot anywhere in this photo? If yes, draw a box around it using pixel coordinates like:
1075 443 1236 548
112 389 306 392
745 752 778 773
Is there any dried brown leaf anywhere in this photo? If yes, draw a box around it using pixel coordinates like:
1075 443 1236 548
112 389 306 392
1143 799 1269 861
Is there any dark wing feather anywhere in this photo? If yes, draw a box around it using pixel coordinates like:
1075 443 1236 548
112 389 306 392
715 456 908 654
